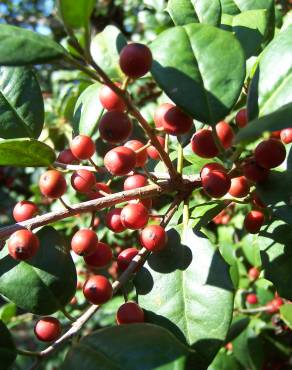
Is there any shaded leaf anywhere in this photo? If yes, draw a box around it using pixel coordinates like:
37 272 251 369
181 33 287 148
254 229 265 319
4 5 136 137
58 0 95 29
0 320 16 370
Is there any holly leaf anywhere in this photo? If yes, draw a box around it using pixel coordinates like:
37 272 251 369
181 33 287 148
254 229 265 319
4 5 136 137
0 138 56 167
63 324 203 370
135 227 234 366
280 304 292 330
0 320 16 370
0 25 66 66
57 0 95 29
150 23 245 124
167 0 221 27
0 227 76 315
0 66 44 139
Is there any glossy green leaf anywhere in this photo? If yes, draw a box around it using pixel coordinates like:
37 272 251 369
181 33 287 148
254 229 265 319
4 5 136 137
57 0 95 29
73 82 104 138
221 10 269 58
190 201 230 231
0 227 76 315
0 25 66 66
0 303 16 324
167 0 221 26
135 227 234 365
208 349 243 370
0 320 16 370
220 0 273 16
280 304 292 330
225 316 250 343
62 324 201 370
257 221 292 300
150 23 245 124
90 26 127 80
240 234 262 267
247 26 292 120
0 138 56 167
236 102 292 144
0 66 44 139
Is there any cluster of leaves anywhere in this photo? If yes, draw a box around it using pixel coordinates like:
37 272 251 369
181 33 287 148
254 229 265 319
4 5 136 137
0 1 292 370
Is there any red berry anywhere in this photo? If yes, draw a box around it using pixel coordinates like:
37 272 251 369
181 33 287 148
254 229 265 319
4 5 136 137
71 229 98 256
266 297 284 313
57 149 79 164
280 128 292 144
125 140 148 167
146 136 165 160
202 170 231 198
213 209 231 225
8 229 39 260
154 103 193 136
87 182 111 200
225 342 233 351
228 176 250 198
246 293 258 305
235 109 248 128
121 203 149 230
71 169 96 193
106 208 126 233
255 138 286 169
104 146 136 176
99 83 126 112
70 135 95 160
242 159 269 183
116 301 144 325
39 170 67 199
244 210 265 234
200 162 227 178
251 192 266 209
119 43 152 79
248 267 260 281
191 129 218 158
124 174 148 191
129 198 153 209
34 317 61 342
140 225 167 252
270 130 281 139
216 121 234 149
117 247 139 271
83 275 113 305
13 200 38 222
99 111 132 144
84 242 113 268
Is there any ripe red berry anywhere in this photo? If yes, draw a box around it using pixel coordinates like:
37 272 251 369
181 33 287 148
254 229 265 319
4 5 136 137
202 170 231 198
200 162 227 178
34 317 61 342
99 83 126 112
248 267 260 281
119 43 152 79
116 301 144 325
83 275 113 305
146 136 165 160
154 103 193 136
71 169 96 193
125 140 148 167
270 130 281 139
244 210 265 234
13 200 38 222
8 229 39 260
191 129 218 158
71 229 98 256
216 121 234 149
255 138 286 169
129 198 153 209
228 176 250 198
99 111 132 144
39 170 67 199
124 174 148 191
213 209 231 225
87 182 111 200
140 225 167 252
57 149 79 164
280 128 292 144
246 293 258 305
104 146 136 176
117 247 139 271
70 135 95 160
84 242 113 268
106 208 126 233
235 109 248 128
121 203 149 230
266 297 284 313
242 159 269 183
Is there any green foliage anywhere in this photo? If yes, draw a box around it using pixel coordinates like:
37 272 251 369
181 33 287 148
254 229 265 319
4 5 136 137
0 320 16 370
57 0 96 29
